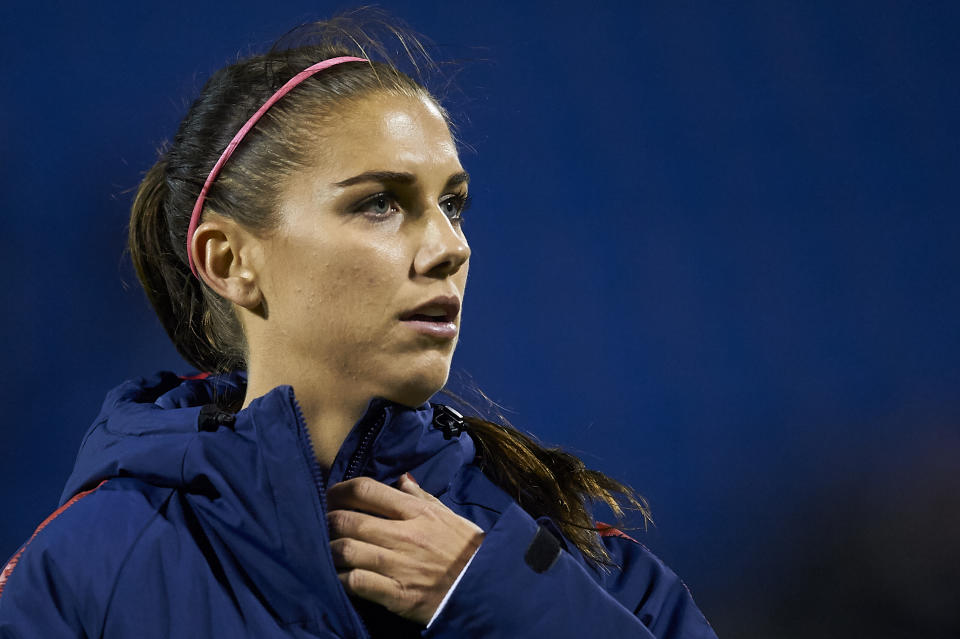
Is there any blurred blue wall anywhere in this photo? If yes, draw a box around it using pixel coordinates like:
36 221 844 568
2 1 958 635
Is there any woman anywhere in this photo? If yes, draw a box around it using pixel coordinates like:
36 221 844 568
0 11 717 639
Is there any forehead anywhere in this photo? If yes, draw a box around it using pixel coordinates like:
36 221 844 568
315 92 460 174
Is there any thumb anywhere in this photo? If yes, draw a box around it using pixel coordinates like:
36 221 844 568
397 472 431 499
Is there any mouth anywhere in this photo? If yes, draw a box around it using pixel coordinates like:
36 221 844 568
399 295 461 340
399 295 461 324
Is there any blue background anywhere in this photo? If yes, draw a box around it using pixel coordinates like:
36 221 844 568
2 1 958 635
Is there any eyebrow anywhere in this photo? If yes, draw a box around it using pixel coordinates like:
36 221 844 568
333 170 470 190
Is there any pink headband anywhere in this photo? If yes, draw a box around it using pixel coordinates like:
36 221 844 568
186 55 369 277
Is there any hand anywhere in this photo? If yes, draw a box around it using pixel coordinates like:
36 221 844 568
326 473 485 626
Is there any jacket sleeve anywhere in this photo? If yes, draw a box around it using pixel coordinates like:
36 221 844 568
0 542 87 639
0 480 173 639
421 502 717 639
0 487 113 639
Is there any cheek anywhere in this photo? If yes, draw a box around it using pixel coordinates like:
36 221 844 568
283 239 403 321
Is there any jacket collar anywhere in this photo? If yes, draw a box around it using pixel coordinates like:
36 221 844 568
58 370 475 632
62 370 475 503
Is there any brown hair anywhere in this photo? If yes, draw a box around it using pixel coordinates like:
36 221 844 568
128 7 650 571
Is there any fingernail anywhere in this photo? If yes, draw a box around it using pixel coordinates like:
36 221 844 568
404 472 419 486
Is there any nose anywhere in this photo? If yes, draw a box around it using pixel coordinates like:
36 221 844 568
412 204 470 278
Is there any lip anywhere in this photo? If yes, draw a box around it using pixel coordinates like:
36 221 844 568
400 318 458 339
399 295 461 340
399 295 461 323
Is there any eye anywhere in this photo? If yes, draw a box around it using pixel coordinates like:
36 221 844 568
354 192 400 218
440 192 472 223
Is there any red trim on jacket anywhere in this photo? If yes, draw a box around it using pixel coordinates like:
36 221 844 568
0 480 108 599
595 521 639 544
178 372 212 380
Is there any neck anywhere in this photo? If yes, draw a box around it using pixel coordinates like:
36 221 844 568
241 363 372 470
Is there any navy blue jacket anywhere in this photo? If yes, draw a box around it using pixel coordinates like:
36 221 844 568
0 371 717 638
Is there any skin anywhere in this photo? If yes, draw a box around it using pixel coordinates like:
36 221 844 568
190 91 484 625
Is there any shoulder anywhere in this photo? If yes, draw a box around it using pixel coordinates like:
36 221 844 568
591 525 716 637
0 478 176 626
11 477 176 559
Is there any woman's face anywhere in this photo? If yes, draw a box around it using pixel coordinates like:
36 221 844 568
250 91 470 408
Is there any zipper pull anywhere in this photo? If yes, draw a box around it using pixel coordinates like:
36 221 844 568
197 404 236 432
431 404 465 440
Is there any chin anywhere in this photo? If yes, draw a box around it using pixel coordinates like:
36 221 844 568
383 364 451 408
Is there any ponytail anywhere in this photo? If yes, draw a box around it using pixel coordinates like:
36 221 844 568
128 156 244 372
441 387 652 571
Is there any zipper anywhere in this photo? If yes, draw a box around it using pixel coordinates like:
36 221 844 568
290 390 330 515
288 388 372 639
342 401 388 482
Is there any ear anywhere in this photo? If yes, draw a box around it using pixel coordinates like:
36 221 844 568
190 215 263 310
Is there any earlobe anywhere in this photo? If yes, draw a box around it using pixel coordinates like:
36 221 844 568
191 218 263 310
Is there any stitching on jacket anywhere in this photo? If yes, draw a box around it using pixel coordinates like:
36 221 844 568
97 487 177 636
178 430 200 487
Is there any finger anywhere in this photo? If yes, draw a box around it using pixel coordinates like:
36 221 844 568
338 569 411 616
395 472 417 493
396 472 438 502
330 537 399 573
327 508 412 550
327 476 424 519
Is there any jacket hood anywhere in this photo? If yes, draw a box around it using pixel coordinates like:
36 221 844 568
61 370 476 506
